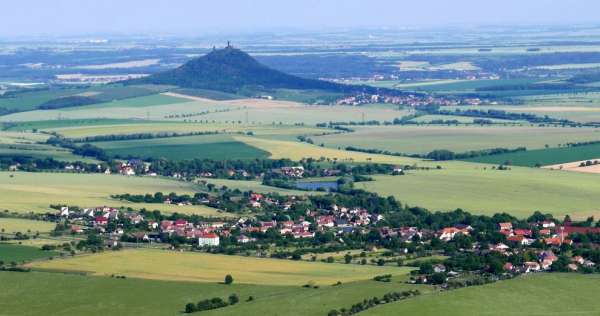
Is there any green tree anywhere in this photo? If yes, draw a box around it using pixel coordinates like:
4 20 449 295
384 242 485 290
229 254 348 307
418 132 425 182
224 274 234 285
344 253 352 264
228 294 239 305
185 303 196 313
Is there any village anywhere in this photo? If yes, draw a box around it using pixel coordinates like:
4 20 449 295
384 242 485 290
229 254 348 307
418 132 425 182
32 188 598 285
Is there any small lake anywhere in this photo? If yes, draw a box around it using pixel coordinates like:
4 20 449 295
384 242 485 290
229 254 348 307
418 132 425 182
295 181 339 191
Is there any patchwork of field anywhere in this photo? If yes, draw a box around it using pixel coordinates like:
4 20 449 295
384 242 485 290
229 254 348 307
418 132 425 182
357 162 600 219
0 171 228 216
2 91 410 125
365 274 600 316
465 143 600 167
313 125 600 154
0 271 429 316
30 249 413 286
0 218 55 234
95 134 270 161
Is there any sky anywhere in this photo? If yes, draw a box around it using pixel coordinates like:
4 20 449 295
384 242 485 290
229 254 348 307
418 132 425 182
1 0 599 37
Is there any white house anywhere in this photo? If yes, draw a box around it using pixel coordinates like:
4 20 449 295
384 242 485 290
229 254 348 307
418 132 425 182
198 233 220 247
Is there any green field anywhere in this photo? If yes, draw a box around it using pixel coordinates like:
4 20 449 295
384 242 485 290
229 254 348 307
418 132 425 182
0 244 58 263
0 218 56 234
465 143 600 166
314 125 600 154
0 271 429 316
358 162 600 219
0 171 228 216
365 274 600 316
31 249 413 285
95 134 270 160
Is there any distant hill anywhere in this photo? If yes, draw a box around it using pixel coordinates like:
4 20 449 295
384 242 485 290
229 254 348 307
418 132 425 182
134 46 392 96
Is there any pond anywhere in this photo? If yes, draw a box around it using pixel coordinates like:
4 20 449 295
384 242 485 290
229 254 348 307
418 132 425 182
295 181 339 191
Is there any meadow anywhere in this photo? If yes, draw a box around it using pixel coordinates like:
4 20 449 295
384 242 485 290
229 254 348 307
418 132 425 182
0 244 58 263
0 271 430 316
365 274 600 316
0 171 228 216
30 249 414 286
313 125 600 154
95 134 270 161
0 218 55 234
357 162 600 219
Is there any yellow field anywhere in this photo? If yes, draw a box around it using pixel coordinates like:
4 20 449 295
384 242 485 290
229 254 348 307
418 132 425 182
30 249 413 286
236 136 422 165
0 218 56 234
0 172 229 217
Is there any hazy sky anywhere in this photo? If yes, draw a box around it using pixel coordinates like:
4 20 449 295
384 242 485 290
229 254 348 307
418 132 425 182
1 0 599 37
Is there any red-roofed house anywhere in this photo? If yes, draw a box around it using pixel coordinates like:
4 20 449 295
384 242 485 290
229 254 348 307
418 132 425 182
94 216 108 226
513 229 532 237
498 222 513 231
198 233 220 246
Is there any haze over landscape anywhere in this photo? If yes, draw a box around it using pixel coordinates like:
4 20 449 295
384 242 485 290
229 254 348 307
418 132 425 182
1 1 600 316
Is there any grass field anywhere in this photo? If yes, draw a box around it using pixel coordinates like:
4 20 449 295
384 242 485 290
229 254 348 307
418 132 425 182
465 143 600 167
0 271 429 316
365 274 600 316
0 171 228 216
357 162 600 219
0 218 55 234
0 244 58 263
30 249 414 286
95 134 270 160
313 125 600 154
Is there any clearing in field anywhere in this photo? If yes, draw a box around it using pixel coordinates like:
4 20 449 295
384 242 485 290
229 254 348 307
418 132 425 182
313 125 600 154
357 162 600 219
542 158 600 174
0 271 429 316
0 218 55 234
30 249 413 286
0 171 228 216
364 274 600 316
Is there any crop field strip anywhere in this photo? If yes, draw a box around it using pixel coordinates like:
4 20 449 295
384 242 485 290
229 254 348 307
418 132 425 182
0 171 231 216
29 249 414 285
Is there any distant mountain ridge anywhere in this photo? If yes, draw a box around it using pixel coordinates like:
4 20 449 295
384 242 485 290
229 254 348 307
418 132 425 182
134 45 393 95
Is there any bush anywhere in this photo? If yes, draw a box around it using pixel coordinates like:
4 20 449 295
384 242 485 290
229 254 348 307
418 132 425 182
224 274 234 285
